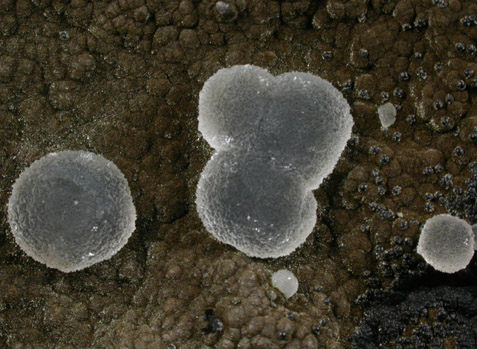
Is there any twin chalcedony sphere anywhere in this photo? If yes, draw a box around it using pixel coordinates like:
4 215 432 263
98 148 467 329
196 65 353 258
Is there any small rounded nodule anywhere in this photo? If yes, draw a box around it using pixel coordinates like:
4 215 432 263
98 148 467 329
272 269 298 299
417 214 475 273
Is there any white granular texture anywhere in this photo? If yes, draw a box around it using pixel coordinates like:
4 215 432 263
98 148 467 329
196 65 353 258
8 151 136 272
417 214 475 273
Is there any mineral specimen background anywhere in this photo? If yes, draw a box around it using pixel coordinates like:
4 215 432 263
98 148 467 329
0 0 476 348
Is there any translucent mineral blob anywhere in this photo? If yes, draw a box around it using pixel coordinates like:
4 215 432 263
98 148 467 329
417 214 475 273
8 151 136 272
196 65 353 258
272 269 298 299
377 102 397 129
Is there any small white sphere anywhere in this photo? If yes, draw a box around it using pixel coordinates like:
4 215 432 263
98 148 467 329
271 269 298 299
377 102 396 129
417 214 475 273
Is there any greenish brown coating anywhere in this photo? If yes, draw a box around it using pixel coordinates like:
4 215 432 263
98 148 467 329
0 0 476 347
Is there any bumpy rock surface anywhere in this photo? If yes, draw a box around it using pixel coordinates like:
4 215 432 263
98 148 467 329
351 286 477 348
0 0 476 348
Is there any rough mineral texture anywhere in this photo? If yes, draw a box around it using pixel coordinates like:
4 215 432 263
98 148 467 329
196 65 353 258
417 214 474 273
8 150 136 273
0 0 476 348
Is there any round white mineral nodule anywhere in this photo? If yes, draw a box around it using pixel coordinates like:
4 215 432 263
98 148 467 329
377 102 397 129
417 214 475 273
196 65 353 258
8 150 136 272
271 269 298 299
